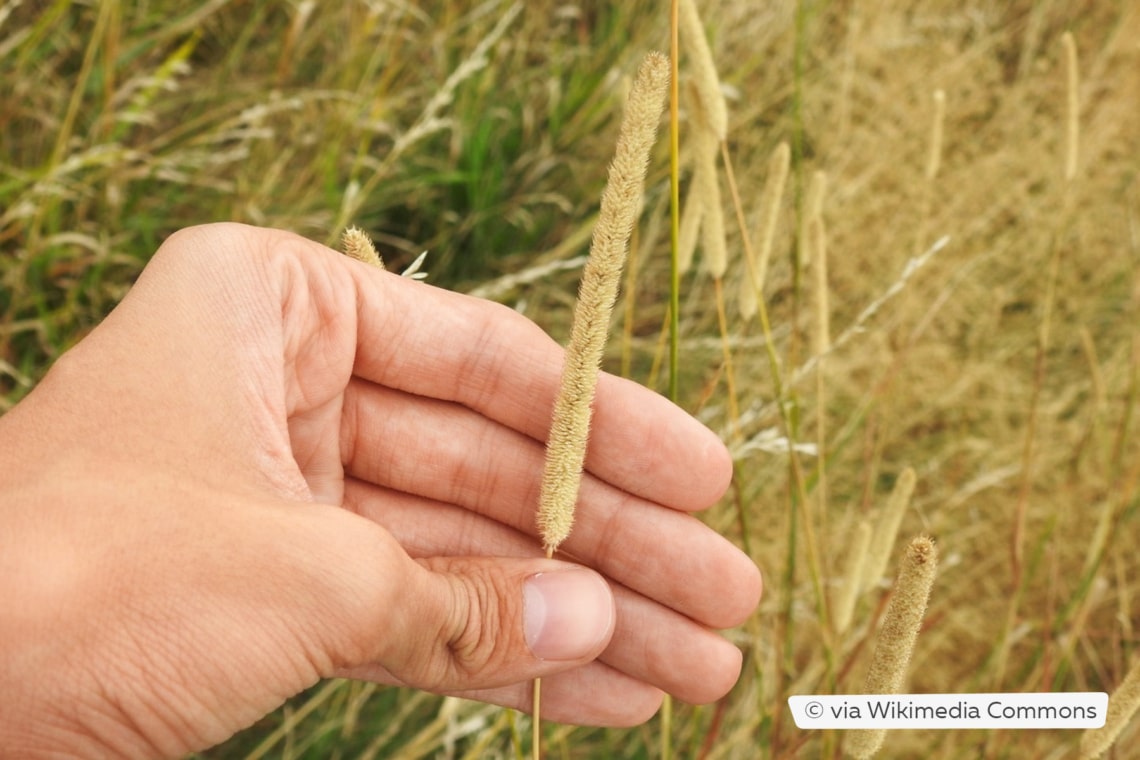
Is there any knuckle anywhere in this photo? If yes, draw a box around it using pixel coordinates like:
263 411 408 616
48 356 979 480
438 562 519 684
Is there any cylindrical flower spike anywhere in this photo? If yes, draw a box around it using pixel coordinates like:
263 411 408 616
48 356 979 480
740 141 790 320
862 467 918 593
847 535 939 759
678 0 727 141
537 52 670 556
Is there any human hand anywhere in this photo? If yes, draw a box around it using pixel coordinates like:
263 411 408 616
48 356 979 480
0 223 761 757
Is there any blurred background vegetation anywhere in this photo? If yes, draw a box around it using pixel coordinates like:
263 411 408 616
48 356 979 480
3 1 1139 757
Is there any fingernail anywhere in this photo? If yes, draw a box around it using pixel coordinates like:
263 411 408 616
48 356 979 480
524 568 614 661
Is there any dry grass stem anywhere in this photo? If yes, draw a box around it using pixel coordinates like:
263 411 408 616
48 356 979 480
536 51 669 555
1079 657 1140 759
834 519 872 634
847 535 939 759
862 468 918 592
739 141 790 320
678 0 727 141
342 226 384 269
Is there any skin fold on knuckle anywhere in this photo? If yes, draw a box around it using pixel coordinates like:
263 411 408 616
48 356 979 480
422 560 523 691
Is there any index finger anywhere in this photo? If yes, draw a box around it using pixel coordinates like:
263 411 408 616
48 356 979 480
346 262 732 512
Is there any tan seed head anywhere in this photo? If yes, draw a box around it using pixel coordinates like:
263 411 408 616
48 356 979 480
846 535 939 759
537 52 669 555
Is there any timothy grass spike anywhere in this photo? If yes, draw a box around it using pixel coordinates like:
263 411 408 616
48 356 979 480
862 467 917 592
342 226 384 269
847 535 939 759
1079 656 1140 759
677 169 703 275
740 141 790 320
695 124 727 279
834 519 872 634
678 0 727 141
537 52 669 556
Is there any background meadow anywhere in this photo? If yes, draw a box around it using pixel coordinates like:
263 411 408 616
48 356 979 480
3 1 1139 757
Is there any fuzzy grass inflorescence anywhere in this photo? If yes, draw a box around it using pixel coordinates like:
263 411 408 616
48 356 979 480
1080 656 1140 759
536 51 670 555
846 535 939 759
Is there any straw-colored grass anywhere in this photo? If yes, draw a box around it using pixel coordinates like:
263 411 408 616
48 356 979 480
4 2 1140 758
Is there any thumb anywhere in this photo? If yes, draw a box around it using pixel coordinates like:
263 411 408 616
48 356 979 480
377 555 617 692
308 514 616 693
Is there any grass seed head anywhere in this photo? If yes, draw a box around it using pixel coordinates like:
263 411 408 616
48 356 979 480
678 176 704 275
740 141 790 319
862 467 918 592
847 535 939 759
679 0 728 141
1079 657 1140 759
834 519 873 634
342 226 384 269
695 127 727 279
537 52 669 555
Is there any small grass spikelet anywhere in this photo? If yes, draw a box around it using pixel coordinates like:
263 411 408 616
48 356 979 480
846 535 939 759
342 226 384 269
862 467 918 592
536 51 670 556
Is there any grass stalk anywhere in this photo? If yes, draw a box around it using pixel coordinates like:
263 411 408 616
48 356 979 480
811 215 830 542
668 0 682 405
663 2 682 752
532 51 668 760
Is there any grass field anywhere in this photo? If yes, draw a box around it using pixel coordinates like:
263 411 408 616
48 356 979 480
3 1 1140 757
